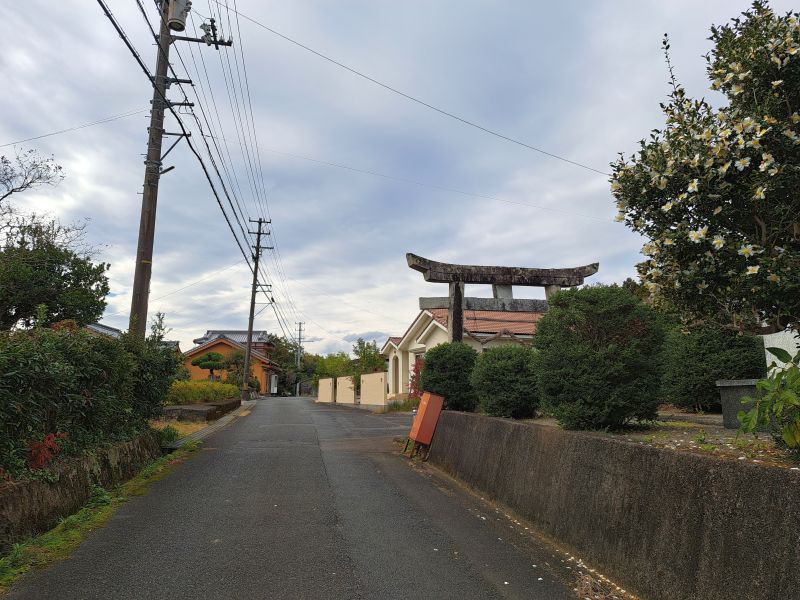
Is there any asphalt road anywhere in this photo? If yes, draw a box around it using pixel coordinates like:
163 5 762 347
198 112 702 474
7 397 575 600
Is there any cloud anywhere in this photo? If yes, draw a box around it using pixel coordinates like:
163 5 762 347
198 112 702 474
3 0 792 356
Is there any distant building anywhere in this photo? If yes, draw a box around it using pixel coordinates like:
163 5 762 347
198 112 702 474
184 330 280 394
85 322 181 354
381 308 544 398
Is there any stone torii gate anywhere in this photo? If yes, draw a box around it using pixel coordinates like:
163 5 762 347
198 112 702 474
407 253 599 342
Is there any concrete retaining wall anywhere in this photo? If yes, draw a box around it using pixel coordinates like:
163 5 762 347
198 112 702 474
360 372 387 408
317 378 335 403
336 377 355 404
0 433 161 553
429 411 800 600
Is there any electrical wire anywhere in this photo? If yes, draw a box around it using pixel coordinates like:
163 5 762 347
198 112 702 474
0 108 148 149
213 1 610 177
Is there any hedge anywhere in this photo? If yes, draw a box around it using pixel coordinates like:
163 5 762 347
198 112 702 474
660 325 766 411
535 285 664 430
470 345 540 419
166 381 239 405
0 328 179 478
419 342 478 411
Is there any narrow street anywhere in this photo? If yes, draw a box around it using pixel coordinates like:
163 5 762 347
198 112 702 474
7 398 574 599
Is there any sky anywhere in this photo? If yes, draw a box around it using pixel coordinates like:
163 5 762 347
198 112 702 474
1 0 795 355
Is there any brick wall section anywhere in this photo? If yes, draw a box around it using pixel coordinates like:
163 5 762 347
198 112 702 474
0 433 161 552
429 411 800 600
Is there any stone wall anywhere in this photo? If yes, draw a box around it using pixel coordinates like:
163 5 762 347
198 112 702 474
336 377 355 404
429 411 800 600
360 372 387 407
317 378 335 403
0 433 161 553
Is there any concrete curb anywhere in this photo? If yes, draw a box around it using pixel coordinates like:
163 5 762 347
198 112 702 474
164 399 257 451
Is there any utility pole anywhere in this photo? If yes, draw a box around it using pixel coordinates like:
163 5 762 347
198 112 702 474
295 322 304 397
243 218 268 401
128 0 232 336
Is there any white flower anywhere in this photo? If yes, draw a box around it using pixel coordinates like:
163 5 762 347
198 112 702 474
746 265 760 275
767 273 780 283
731 84 744 95
656 177 668 190
611 180 621 192
718 161 732 175
689 154 700 167
738 244 754 257
735 157 751 171
614 212 625 222
688 227 708 243
772 80 784 87
661 201 674 212
687 179 699 193
697 282 709 291
663 238 674 246
753 186 766 200
712 235 725 250
759 153 775 171
713 206 723 215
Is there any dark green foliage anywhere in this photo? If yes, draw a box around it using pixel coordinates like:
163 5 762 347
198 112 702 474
0 327 179 478
156 426 180 445
190 351 225 380
419 342 478 411
535 285 664 430
660 325 766 411
0 217 109 329
470 345 540 419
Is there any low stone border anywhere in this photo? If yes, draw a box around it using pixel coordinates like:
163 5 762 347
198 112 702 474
0 433 161 553
165 399 256 450
162 397 241 422
429 411 800 600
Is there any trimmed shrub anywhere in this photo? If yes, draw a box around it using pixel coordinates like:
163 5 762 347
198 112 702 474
419 342 478 411
166 381 239 405
0 327 178 477
660 326 766 412
470 345 540 419
535 285 664 430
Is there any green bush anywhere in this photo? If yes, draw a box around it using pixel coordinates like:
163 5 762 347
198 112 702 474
470 345 540 419
660 325 766 412
419 342 478 411
165 381 239 405
535 285 664 430
0 327 178 477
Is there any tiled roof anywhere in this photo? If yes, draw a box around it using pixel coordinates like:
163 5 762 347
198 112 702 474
428 308 542 336
192 330 272 345
86 323 123 339
184 334 279 369
389 336 402 346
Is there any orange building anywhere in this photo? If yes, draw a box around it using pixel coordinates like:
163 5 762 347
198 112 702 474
183 330 279 394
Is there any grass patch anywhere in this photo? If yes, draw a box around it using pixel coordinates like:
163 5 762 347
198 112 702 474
149 419 207 439
387 397 420 412
0 444 200 593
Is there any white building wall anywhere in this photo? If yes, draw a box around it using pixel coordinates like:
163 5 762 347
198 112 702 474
762 329 800 369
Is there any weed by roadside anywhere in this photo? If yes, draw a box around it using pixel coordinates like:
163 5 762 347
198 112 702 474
387 397 420 412
0 444 201 592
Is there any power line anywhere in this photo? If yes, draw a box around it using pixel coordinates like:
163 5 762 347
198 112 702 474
214 1 610 177
0 108 148 149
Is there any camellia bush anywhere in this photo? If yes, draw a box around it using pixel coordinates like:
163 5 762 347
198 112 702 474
660 325 767 411
470 345 540 419
535 285 664 430
0 326 178 478
611 1 799 333
419 342 478 411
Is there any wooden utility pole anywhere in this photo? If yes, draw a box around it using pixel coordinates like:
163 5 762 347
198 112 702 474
129 0 172 337
128 1 231 337
243 218 267 401
295 322 304 397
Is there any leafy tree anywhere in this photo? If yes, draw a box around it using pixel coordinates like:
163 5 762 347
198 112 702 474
535 285 664 430
223 350 259 390
419 342 478 411
661 325 767 411
349 338 385 392
0 215 109 328
315 351 352 383
470 345 540 419
0 148 64 203
611 2 800 333
191 351 225 381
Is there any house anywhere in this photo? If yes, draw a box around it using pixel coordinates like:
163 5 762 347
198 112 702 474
183 330 280 394
381 308 544 398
